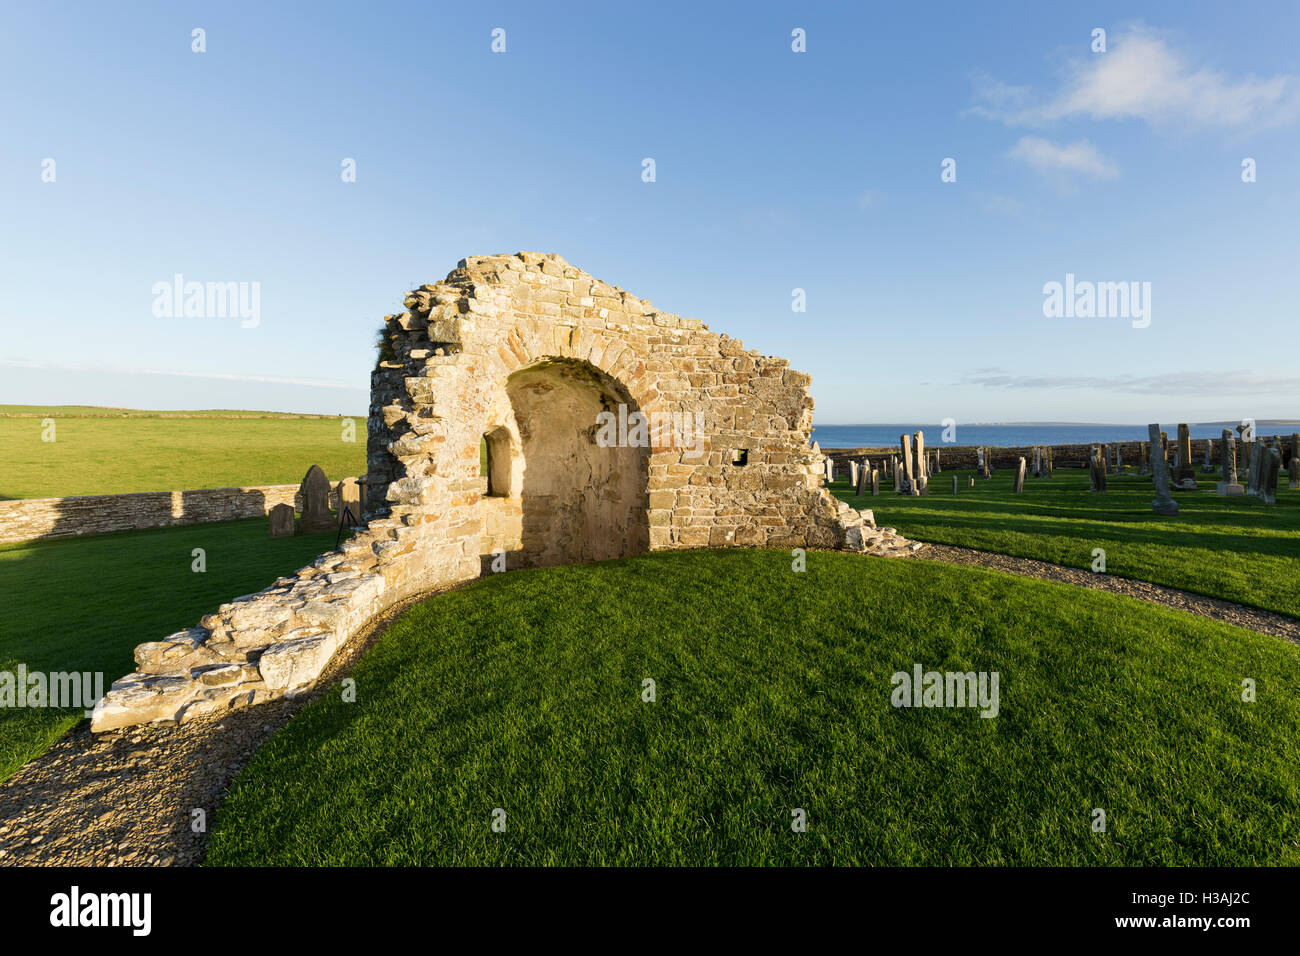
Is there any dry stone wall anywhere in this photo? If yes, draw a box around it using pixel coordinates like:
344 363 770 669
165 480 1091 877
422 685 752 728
0 485 342 546
92 253 905 733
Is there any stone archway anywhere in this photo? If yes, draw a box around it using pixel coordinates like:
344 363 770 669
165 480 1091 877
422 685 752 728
506 358 649 567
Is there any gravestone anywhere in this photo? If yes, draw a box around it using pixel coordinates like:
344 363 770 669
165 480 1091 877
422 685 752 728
1088 446 1107 492
1149 424 1179 515
268 502 295 538
952 475 958 495
912 431 927 495
1115 444 1124 474
871 468 880 496
337 477 363 529
900 434 915 495
849 460 859 489
297 464 335 533
856 460 870 496
1013 457 1026 493
968 476 975 488
1260 447 1282 505
1044 446 1053 478
934 448 942 473
1202 438 1215 472
1290 458 1300 490
1217 429 1243 495
1245 440 1265 496
1137 441 1149 475
1173 424 1196 487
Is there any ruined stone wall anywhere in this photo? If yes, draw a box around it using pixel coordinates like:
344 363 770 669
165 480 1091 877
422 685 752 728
93 253 896 733
0 484 342 546
368 252 875 560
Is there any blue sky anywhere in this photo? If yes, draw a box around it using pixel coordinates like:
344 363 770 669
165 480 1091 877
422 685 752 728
1 1 1297 423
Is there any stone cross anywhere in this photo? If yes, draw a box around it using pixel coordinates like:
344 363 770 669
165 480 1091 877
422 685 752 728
1217 429 1243 495
1149 424 1179 515
268 502 295 538
1013 457 1026 493
298 464 335 533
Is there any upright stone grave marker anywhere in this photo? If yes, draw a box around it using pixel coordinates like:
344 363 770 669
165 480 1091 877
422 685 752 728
1174 424 1196 488
912 431 927 495
298 464 335 533
900 434 915 495
871 468 880 496
1217 429 1243 495
1013 457 1026 493
1149 424 1179 515
1261 447 1282 505
1246 440 1265 496
1088 446 1107 492
268 502 295 538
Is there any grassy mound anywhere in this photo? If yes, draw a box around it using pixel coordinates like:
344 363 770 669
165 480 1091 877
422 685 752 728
205 549 1300 866
832 469 1300 618
0 518 336 781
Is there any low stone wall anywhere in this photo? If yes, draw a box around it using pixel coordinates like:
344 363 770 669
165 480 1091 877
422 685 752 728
0 485 343 546
825 440 1225 472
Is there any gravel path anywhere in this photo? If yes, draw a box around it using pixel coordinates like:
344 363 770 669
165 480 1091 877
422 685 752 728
0 585 443 867
916 543 1300 644
2 549 1295 867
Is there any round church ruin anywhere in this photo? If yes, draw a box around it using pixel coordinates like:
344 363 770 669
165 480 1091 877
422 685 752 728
92 253 912 732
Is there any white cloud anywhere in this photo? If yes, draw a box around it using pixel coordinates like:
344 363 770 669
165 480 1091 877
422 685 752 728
964 369 1298 396
973 27 1300 129
857 189 883 210
1007 136 1118 180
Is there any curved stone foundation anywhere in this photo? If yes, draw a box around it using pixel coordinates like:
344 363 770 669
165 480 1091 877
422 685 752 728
92 253 910 733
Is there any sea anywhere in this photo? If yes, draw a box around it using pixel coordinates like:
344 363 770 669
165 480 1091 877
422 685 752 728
809 423 1266 449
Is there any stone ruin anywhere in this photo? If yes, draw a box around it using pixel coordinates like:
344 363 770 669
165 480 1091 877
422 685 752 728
91 253 916 732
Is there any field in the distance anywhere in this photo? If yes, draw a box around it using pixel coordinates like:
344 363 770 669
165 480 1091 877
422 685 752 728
0 406 367 499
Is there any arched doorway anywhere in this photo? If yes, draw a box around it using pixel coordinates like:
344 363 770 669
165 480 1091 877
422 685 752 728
506 359 650 566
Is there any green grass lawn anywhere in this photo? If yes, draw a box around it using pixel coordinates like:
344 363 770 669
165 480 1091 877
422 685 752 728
205 549 1300 866
0 518 336 782
830 468 1300 619
0 407 366 499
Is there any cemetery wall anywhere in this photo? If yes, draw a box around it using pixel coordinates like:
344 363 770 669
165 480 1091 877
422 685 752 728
0 485 344 546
